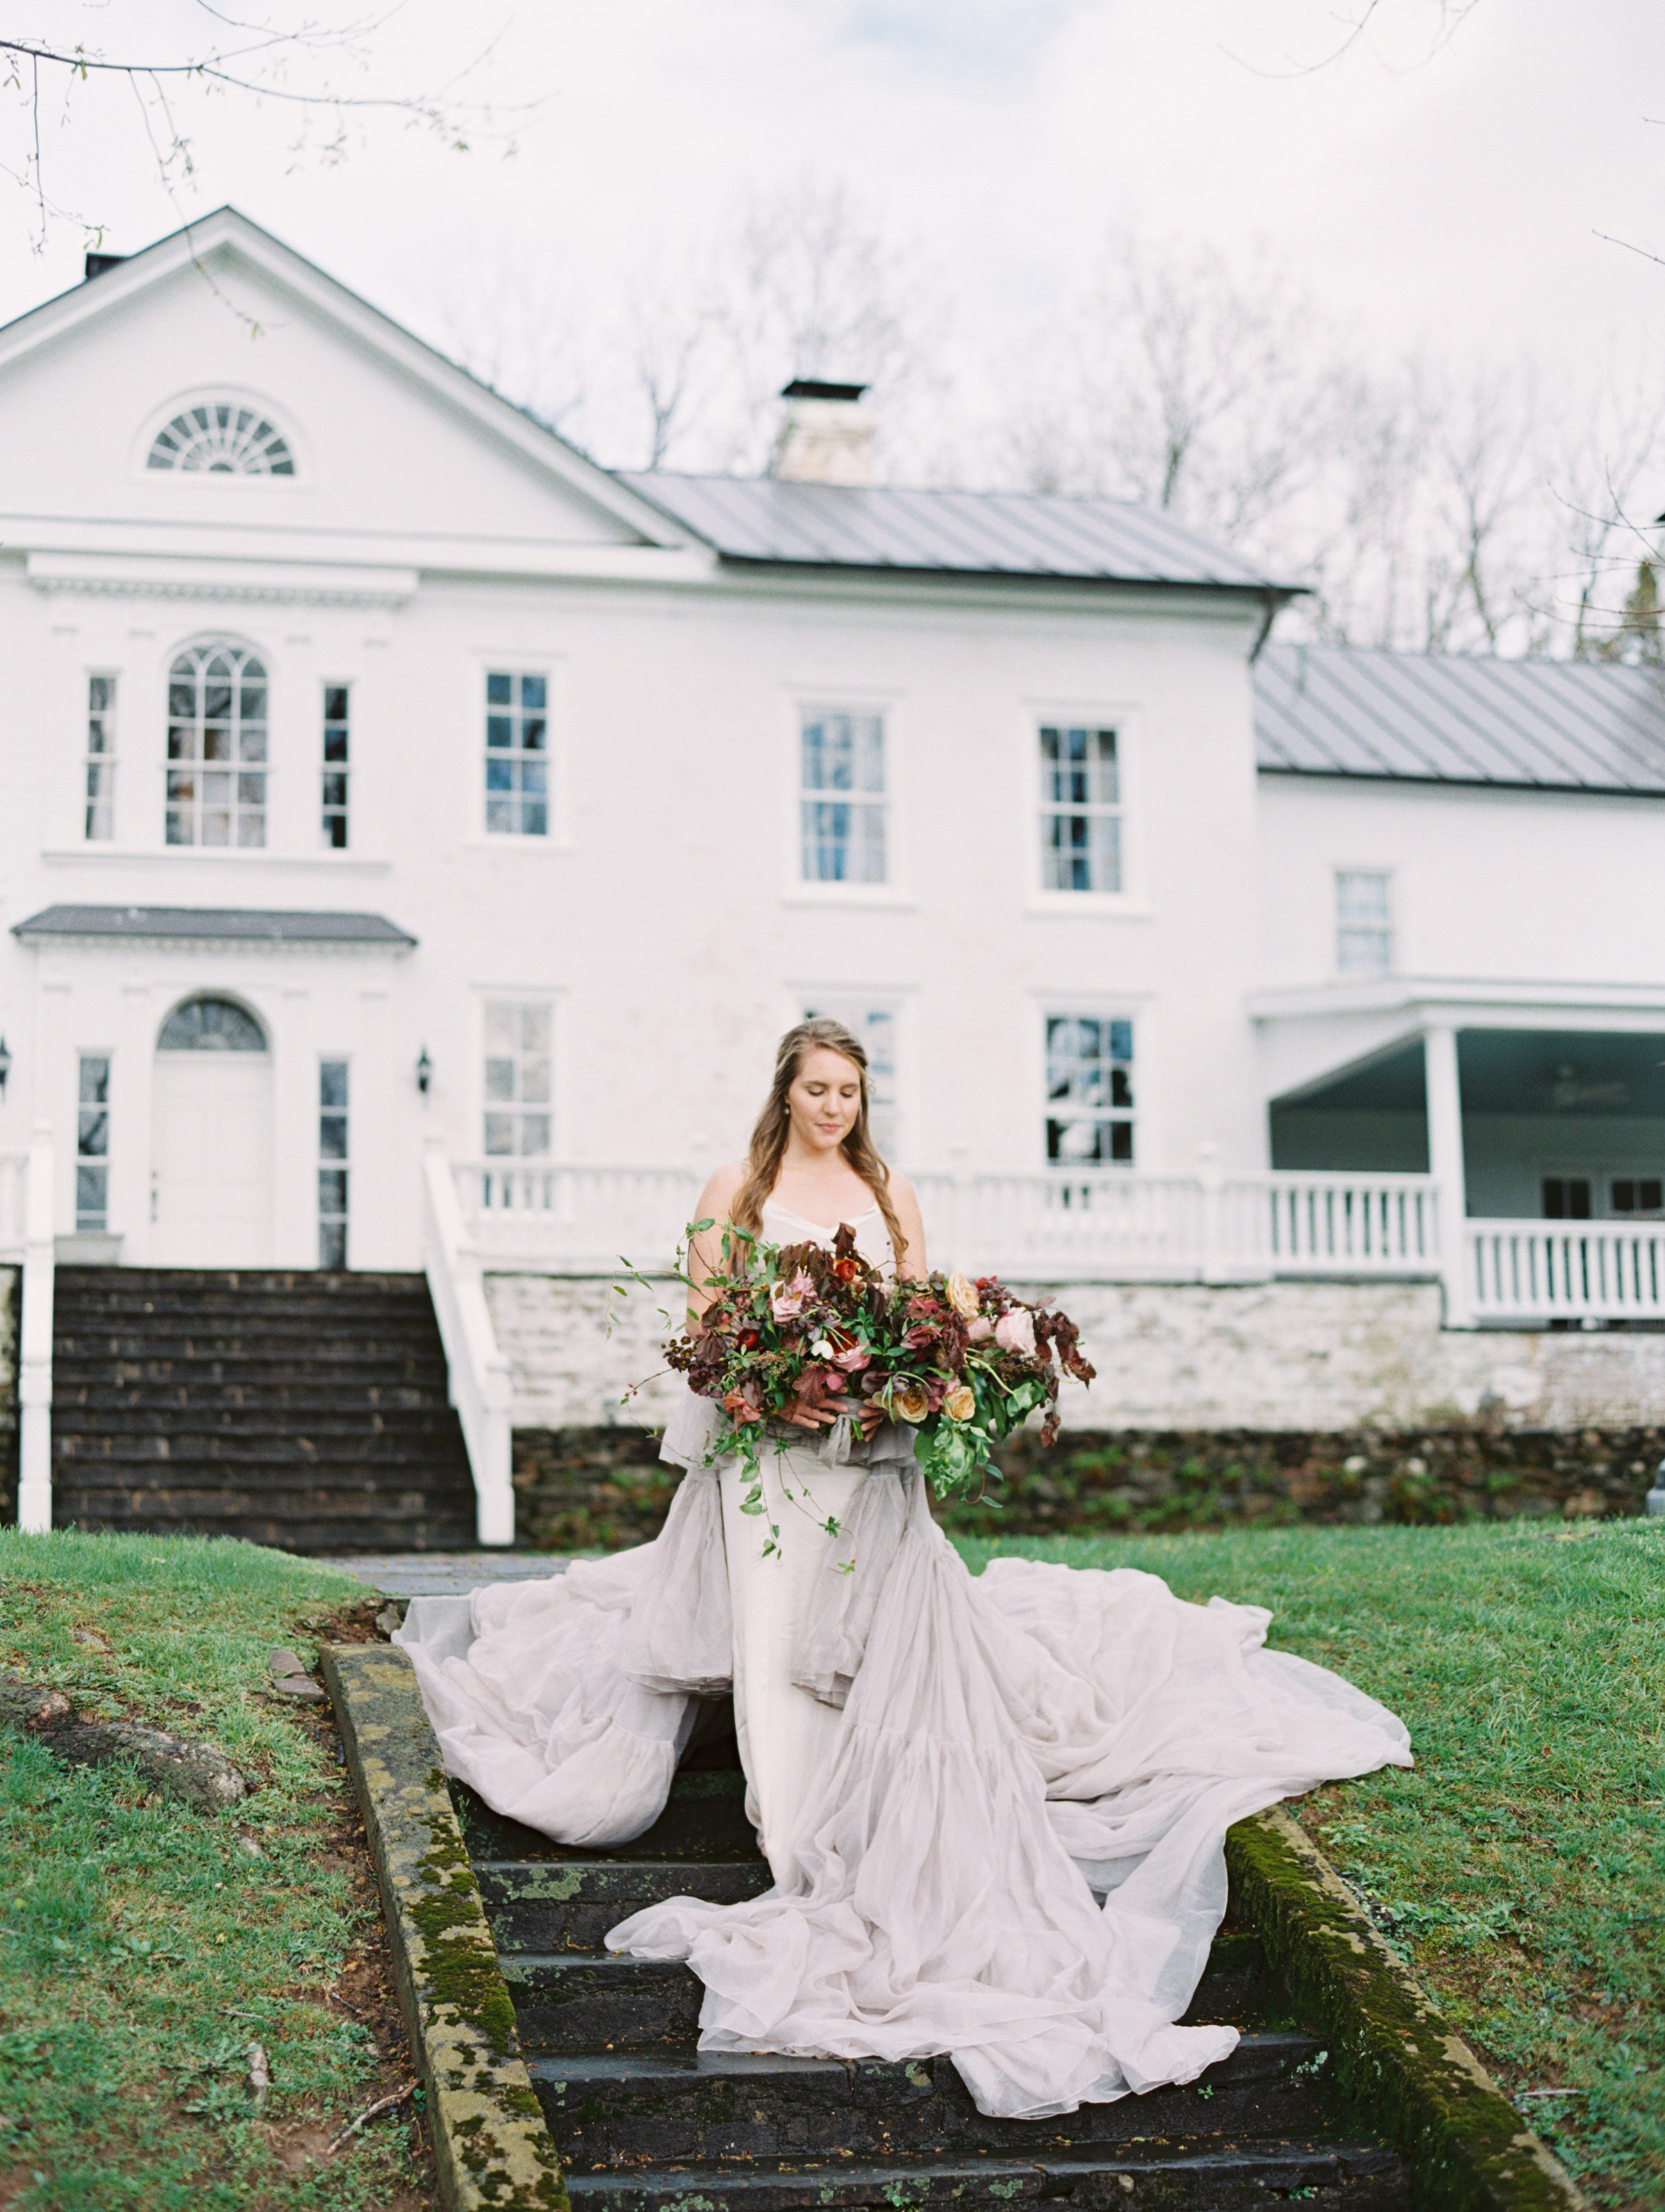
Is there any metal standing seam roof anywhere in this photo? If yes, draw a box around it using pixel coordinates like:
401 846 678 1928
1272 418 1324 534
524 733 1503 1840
11 906 417 945
1254 643 1665 795
617 470 1293 592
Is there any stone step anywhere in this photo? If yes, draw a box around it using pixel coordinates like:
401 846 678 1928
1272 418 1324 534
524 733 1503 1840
51 1381 454 1412
506 1926 1278 2058
53 1514 478 1554
527 2032 1339 2166
53 1432 470 1469
560 2138 1411 2211
52 1477 474 1514
479 1856 775 1954
53 1266 429 1296
454 1772 763 1867
53 1333 449 1365
54 1406 465 1438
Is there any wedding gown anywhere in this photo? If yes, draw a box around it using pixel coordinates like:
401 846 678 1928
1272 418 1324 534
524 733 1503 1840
396 1196 1411 2121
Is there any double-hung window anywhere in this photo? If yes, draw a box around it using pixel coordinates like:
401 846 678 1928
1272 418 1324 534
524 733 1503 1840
485 672 548 836
1045 1015 1134 1167
85 675 116 841
319 1062 349 1267
322 685 350 849
1038 724 1121 893
1336 870 1393 975
76 1057 111 1231
800 707 887 884
483 1004 552 1205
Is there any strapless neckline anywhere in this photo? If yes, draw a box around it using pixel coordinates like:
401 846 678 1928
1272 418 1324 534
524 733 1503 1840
764 1197 882 1239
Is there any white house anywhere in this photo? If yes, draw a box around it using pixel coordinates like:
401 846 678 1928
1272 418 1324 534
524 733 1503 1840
3 208 1664 1542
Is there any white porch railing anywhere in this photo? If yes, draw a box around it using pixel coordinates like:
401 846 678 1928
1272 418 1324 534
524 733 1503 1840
12 1130 54 1533
1468 1220 1665 1324
422 1139 515 1545
0 1150 26 1262
452 1159 1448 1289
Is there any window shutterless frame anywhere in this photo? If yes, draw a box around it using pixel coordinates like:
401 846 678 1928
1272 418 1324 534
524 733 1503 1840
784 688 909 905
1024 703 1142 911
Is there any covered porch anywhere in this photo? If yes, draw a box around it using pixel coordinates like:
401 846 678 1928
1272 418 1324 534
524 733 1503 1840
1255 982 1665 1328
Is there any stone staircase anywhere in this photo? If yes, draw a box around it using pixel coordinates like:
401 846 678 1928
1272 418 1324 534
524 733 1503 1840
456 1752 1415 2210
50 1267 478 1552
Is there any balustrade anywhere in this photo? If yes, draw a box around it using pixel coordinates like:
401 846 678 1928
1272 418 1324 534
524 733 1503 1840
1468 1220 1665 1323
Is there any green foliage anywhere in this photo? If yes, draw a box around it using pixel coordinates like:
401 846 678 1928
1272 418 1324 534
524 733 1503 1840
0 1527 431 2209
958 1519 1665 2209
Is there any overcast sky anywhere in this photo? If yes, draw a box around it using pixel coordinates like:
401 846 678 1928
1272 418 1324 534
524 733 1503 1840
5 1 1664 434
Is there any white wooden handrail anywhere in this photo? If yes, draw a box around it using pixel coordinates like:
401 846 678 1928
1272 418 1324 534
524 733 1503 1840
1468 1219 1665 1323
17 1126 55 1533
422 1137 515 1546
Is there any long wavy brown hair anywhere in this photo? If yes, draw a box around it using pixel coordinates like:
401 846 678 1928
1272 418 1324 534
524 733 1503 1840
731 1017 908 1266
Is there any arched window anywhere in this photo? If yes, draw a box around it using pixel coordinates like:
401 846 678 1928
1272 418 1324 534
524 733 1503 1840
147 402 295 475
157 997 267 1053
166 642 268 848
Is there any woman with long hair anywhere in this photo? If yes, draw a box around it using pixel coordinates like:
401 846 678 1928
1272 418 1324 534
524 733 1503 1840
398 1020 1411 2122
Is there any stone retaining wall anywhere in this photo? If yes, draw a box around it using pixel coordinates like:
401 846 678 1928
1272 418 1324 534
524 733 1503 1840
509 1419 1662 1553
0 1265 16 1524
485 1272 1665 1435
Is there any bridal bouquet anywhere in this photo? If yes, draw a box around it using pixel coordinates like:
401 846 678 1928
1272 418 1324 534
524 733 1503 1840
664 1220 1095 1503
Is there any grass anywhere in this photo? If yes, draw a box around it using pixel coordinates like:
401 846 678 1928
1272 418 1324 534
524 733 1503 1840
956 1517 1665 2212
0 1528 433 2212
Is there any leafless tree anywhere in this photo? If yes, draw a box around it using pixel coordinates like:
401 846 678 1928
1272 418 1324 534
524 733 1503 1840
1 8 515 252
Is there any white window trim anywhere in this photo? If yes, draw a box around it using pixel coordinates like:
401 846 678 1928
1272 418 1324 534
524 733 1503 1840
470 654 570 850
161 635 273 855
474 989 563 1167
83 667 118 844
131 387 313 486
1023 701 1145 915
1029 993 1154 1174
74 1048 115 1234
784 686 910 905
1334 864 1395 978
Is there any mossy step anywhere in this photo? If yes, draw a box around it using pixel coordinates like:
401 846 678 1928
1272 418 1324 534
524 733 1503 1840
479 1856 773 1952
561 2136 1411 2211
454 1772 762 1867
528 2031 1339 2165
506 1953 703 2054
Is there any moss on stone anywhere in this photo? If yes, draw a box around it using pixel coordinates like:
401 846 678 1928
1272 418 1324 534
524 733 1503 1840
1226 1808 1588 2212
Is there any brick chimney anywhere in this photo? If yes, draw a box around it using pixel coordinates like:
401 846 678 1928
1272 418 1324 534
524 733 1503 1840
771 380 873 487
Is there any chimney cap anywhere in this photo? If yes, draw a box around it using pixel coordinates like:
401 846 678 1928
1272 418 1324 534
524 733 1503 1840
781 379 868 404
84 251 129 281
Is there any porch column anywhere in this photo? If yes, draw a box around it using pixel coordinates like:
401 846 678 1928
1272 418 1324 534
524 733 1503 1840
1423 1024 1471 1327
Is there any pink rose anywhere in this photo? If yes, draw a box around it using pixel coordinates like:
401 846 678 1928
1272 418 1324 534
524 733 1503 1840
834 1345 871 1372
966 1317 994 1344
770 1271 814 1321
995 1308 1036 1356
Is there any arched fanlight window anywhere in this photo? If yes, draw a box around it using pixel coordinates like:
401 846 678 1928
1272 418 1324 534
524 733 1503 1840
166 641 267 848
147 402 296 476
157 997 267 1053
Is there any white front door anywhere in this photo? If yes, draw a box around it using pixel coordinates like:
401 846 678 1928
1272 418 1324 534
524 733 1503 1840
151 1053 274 1266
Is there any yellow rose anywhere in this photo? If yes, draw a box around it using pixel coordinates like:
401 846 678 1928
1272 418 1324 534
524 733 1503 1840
891 1379 931 1422
945 1271 981 1322
944 1384 976 1423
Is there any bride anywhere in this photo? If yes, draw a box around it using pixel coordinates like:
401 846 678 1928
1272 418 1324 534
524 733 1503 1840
396 1016 1411 2122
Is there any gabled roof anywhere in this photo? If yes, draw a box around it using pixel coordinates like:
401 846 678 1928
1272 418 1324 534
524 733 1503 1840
1254 643 1665 795
13 906 416 946
618 471 1297 593
0 207 688 554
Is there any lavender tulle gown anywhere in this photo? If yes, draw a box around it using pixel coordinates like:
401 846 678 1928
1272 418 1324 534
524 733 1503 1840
395 1198 1411 2121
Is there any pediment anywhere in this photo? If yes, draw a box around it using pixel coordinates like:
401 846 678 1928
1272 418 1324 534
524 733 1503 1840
0 209 688 557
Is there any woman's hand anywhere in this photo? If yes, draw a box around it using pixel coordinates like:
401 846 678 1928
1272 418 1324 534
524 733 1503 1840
782 1396 886 1437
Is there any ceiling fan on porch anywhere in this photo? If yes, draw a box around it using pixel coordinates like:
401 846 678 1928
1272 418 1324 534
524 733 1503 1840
1547 1062 1631 1111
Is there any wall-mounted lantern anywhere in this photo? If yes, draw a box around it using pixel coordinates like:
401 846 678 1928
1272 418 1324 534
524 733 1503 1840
0 1035 10 1100
416 1046 433 1096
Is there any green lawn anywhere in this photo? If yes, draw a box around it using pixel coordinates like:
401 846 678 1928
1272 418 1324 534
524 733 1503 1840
956 1518 1665 2212
0 1529 431 2212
